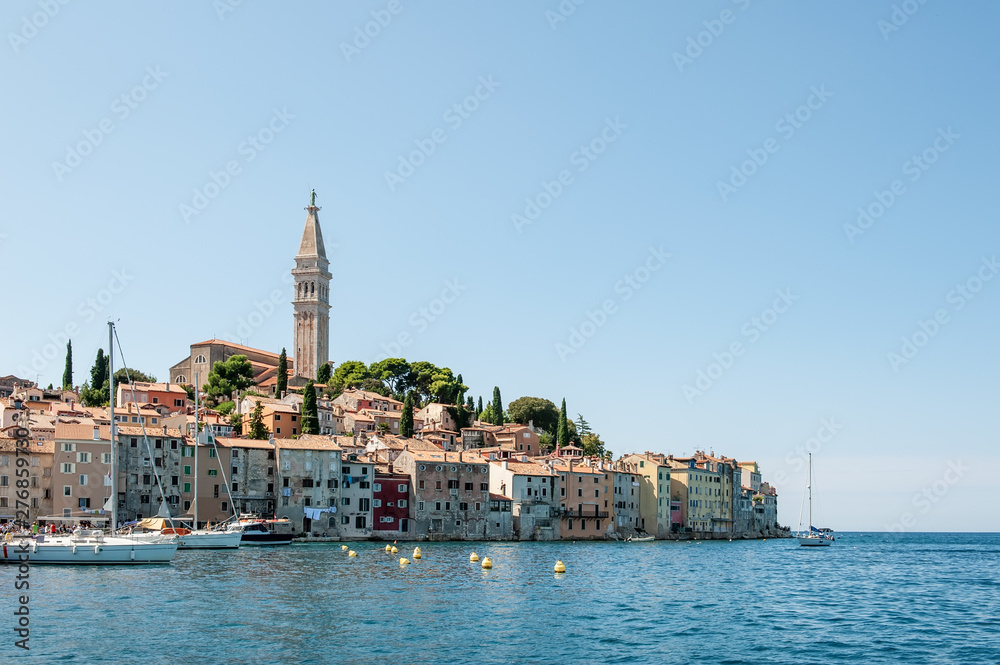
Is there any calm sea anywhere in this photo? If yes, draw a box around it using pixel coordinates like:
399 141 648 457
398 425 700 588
5 532 999 664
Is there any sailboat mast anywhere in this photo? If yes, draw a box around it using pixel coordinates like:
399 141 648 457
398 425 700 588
193 372 199 527
807 452 812 529
108 322 118 531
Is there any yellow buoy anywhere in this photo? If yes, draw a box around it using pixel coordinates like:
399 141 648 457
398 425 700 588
391 545 398 554
554 560 566 574
413 548 422 559
469 552 479 562
481 557 492 569
399 557 410 566
348 550 357 557
385 544 392 552
341 545 348 550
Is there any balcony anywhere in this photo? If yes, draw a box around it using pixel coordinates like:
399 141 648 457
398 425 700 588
554 508 609 519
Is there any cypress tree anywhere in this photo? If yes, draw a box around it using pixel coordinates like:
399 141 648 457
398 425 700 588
557 398 569 446
492 387 503 425
466 395 475 412
276 348 288 396
301 380 319 434
476 396 483 417
62 340 73 390
400 392 414 437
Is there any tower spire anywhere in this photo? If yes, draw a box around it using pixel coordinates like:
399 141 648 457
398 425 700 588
292 189 331 381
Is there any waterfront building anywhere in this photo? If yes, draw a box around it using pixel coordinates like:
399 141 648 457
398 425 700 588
620 452 672 537
274 435 340 534
487 493 515 538
610 459 643 537
53 422 114 520
220 437 276 519
373 469 411 536
488 458 557 540
338 452 374 537
0 433 53 524
115 424 184 520
394 449 490 539
548 455 612 540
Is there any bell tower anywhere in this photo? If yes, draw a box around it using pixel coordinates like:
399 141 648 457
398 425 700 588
292 189 331 380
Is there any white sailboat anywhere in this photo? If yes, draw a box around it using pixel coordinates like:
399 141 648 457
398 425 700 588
797 452 834 547
0 322 178 565
128 372 242 549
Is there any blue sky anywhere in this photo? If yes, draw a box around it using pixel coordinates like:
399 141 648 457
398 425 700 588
2 1 997 531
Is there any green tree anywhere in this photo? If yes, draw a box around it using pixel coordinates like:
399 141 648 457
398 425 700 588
204 355 255 404
246 400 269 440
508 397 560 433
276 348 288 396
539 430 555 453
80 349 109 406
369 358 413 396
332 361 370 390
575 414 591 437
316 360 332 385
182 384 196 401
301 381 319 434
376 422 390 434
466 395 475 412
492 387 503 425
62 340 73 390
557 398 569 446
400 392 415 437
229 411 243 437
479 401 494 425
581 432 606 458
215 401 236 416
477 396 483 417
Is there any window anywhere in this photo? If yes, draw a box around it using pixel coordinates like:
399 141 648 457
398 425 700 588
398 484 408 493
418 501 424 511
567 519 573 530
448 479 459 489
214 485 220 498
184 482 191 493
61 443 74 452
275 415 281 421
143 474 151 485
78 498 90 508
171 476 179 486
184 465 191 475
209 449 216 458
342 466 350 474
342 497 351 506
418 480 425 490
63 486 71 496
577 488 582 497
302 478 314 488
436 481 442 490
459 502 468 510
359 498 370 511
61 463 75 473
373 499 382 508
77 452 91 463
78 474 87 486
355 516 366 529
283 478 289 487
275 428 281 434
0 498 6 508
595 490 600 498
445 502 451 510
304 497 312 507
435 502 441 511
232 482 238 492
208 469 218 477
480 483 488 491
341 515 349 525
221 501 228 512
182 447 194 457
194 354 206 364
0 476 6 487
464 482 473 491
399 499 407 508
102 453 112 464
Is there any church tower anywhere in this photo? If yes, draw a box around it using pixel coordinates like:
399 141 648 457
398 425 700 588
292 190 331 380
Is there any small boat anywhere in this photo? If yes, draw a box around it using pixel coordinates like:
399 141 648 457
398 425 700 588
626 535 655 542
232 516 293 546
797 453 834 547
130 518 242 550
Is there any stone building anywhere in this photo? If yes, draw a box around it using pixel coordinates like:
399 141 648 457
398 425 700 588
611 459 643 537
488 458 557 540
274 435 340 534
338 452 374 538
394 449 491 540
291 191 331 381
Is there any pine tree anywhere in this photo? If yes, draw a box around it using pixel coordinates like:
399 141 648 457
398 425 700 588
492 387 503 425
316 361 332 385
247 400 269 440
400 392 414 437
301 381 319 434
276 348 288 397
557 398 569 446
62 340 73 390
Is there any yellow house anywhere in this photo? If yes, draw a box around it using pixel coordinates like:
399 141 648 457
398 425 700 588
620 453 671 538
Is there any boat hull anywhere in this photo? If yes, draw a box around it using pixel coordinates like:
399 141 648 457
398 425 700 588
240 534 293 546
1 536 177 564
177 531 243 550
797 536 833 547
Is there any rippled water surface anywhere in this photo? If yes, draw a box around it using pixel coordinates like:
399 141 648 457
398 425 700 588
5 532 999 664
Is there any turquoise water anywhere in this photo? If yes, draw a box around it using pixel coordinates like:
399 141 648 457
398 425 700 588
5 533 999 664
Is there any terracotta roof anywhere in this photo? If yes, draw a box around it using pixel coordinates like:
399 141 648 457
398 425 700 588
550 461 605 475
403 450 489 464
191 339 292 361
493 460 556 477
55 422 111 441
262 402 299 414
275 435 342 451
215 437 275 450
116 426 183 438
0 438 54 454
490 493 512 501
